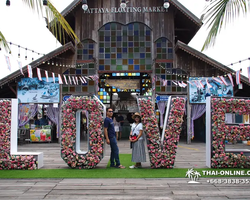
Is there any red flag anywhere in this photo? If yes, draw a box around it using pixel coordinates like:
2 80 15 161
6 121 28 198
17 61 24 75
27 65 33 78
52 73 55 83
206 78 212 89
45 71 49 82
37 68 42 81
58 74 63 84
68 76 72 85
82 76 87 83
5 55 11 71
72 76 76 85
219 76 228 86
236 70 241 85
63 75 68 85
227 73 234 87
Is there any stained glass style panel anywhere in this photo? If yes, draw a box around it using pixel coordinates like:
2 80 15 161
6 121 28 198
98 88 111 104
62 40 95 94
155 63 187 93
155 38 173 60
99 22 152 71
77 40 95 60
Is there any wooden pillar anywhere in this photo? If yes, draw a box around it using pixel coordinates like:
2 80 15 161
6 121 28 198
58 84 62 144
187 81 191 144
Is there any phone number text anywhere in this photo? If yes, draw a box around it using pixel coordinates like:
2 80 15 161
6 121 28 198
207 179 250 184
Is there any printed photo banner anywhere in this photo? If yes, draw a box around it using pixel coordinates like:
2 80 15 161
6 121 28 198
17 77 60 103
153 71 241 90
189 77 234 104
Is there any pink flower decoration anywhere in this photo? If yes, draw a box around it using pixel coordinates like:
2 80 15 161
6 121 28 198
61 96 104 169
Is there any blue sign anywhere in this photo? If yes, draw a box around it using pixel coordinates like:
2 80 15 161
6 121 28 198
63 95 71 101
156 95 169 103
156 96 169 101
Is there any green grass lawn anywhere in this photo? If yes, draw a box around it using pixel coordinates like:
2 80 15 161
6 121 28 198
0 154 249 179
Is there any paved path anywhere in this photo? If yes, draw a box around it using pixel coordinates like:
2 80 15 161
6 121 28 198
0 140 249 199
17 140 207 169
0 178 250 199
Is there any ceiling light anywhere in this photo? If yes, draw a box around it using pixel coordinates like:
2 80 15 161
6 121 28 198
43 0 48 6
163 0 170 9
82 0 88 11
120 0 126 8
6 0 10 6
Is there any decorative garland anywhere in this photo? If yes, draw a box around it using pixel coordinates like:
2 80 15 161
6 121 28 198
0 100 37 170
211 98 250 168
138 97 185 168
61 96 104 169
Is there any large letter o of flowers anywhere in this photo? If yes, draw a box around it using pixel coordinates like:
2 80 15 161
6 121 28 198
0 100 38 170
138 97 185 168
61 96 104 169
211 98 250 168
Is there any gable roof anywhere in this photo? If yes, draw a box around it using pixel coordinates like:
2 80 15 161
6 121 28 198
170 0 202 27
0 42 75 87
61 0 202 27
175 40 250 86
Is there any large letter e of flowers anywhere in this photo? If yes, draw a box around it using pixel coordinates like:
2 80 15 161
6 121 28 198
61 96 104 169
211 97 250 168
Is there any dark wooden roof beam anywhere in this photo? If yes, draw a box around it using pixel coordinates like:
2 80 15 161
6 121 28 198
175 28 192 31
8 84 17 96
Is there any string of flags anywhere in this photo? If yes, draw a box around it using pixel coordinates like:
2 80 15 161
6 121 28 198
3 53 250 91
151 70 245 90
2 41 45 57
3 54 92 75
5 58 247 91
28 65 99 84
25 65 100 92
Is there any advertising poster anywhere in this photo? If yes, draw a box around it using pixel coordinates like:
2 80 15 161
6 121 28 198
30 129 51 142
189 77 234 104
17 78 60 103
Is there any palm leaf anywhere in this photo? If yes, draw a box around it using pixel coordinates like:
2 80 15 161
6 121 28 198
45 1 80 45
201 0 247 51
0 0 80 52
0 31 10 52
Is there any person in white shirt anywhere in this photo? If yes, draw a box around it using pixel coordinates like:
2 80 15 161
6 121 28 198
113 115 120 140
129 112 146 168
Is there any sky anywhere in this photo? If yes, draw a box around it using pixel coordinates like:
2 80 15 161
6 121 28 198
0 0 250 79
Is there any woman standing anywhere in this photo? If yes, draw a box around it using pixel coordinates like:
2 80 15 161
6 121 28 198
129 112 146 168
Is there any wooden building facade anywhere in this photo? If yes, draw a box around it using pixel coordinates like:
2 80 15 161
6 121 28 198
1 0 250 143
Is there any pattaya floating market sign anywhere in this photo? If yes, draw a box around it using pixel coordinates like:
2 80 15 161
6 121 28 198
84 6 167 14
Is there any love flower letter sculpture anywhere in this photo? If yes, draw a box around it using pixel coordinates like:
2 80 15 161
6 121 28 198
61 96 104 169
209 97 250 168
0 99 40 170
138 97 185 168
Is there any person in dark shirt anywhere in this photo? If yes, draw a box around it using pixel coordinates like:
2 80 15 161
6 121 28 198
34 115 40 126
117 114 124 140
39 115 48 126
104 107 125 169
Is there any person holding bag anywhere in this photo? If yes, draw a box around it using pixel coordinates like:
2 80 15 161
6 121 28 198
129 112 146 169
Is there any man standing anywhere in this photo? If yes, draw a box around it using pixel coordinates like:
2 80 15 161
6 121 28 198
104 107 125 168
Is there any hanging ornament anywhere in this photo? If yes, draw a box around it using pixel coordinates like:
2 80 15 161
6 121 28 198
18 45 20 58
25 48 27 60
